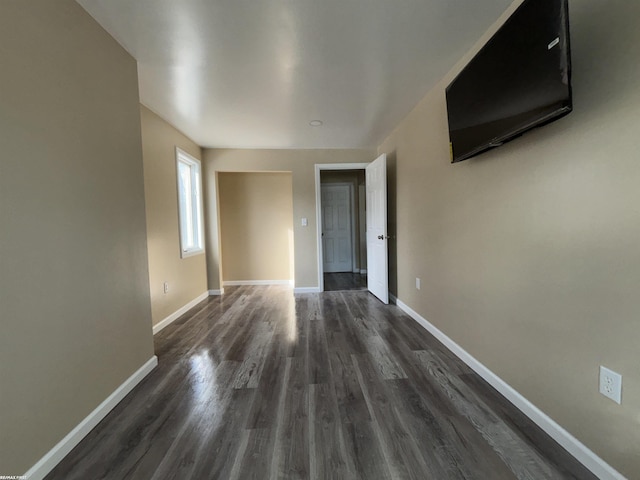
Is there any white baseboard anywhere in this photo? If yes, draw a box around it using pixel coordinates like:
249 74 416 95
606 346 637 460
222 279 293 287
394 298 625 480
209 288 224 296
360 269 367 274
293 286 321 294
24 356 158 480
152 291 209 335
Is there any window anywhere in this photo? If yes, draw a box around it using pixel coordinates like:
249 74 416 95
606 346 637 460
176 148 204 257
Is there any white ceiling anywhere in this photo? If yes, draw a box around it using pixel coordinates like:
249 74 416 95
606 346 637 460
77 0 512 149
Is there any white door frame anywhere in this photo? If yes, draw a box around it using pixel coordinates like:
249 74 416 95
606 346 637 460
314 163 369 292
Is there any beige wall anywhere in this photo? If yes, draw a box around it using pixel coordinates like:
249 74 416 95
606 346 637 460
203 149 375 290
0 1 154 475
140 106 208 325
218 172 293 282
378 0 640 476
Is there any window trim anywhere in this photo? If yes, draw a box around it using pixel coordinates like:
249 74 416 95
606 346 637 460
175 147 205 258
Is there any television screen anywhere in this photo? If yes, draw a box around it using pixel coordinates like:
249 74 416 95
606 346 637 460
446 0 572 163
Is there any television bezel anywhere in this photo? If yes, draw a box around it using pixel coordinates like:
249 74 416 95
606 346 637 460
445 0 573 163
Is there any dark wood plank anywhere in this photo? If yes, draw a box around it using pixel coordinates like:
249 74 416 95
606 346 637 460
307 314 331 385
186 387 256 480
318 291 343 333
244 333 289 429
362 334 408 380
415 349 575 480
352 353 430 479
46 286 598 480
458 372 594 479
232 428 276 480
272 357 309 479
309 383 356 479
386 377 516 480
340 290 384 339
340 420 392 480
285 295 311 358
366 321 518 478
232 321 274 389
330 292 368 354
325 330 371 424
135 359 242 480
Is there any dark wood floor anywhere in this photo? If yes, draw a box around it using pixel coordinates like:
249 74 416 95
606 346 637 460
323 272 367 291
47 286 595 480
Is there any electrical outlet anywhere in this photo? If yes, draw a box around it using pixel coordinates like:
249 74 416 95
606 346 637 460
163 281 169 294
599 366 622 404
416 277 421 290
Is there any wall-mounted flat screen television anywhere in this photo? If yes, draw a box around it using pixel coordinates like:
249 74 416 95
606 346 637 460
446 0 572 163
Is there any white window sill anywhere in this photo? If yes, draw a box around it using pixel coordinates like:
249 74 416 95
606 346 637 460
181 248 205 259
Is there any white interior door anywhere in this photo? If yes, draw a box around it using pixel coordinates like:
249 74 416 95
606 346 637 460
366 154 389 304
322 184 353 273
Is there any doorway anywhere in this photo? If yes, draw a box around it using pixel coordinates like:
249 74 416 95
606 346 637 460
321 183 354 273
319 169 367 292
315 156 389 302
217 172 294 286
